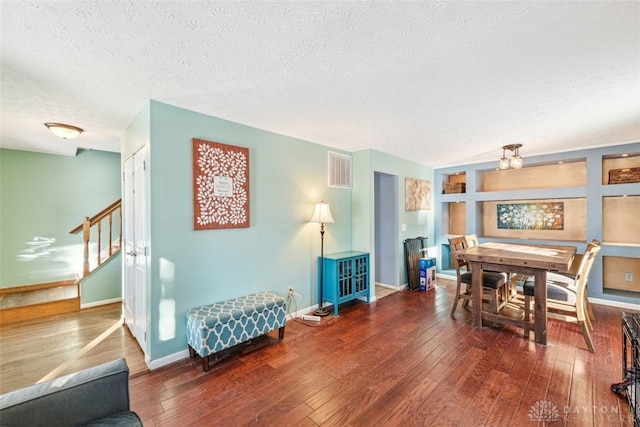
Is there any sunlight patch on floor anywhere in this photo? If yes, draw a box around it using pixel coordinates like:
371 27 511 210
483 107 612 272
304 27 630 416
37 319 123 383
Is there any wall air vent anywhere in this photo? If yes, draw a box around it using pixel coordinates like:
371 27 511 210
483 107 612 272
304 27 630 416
328 151 352 189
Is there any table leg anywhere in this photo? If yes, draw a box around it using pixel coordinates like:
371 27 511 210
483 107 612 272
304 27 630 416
472 262 483 327
533 270 547 345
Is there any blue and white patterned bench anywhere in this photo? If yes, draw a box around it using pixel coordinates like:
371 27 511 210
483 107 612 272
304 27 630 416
186 291 287 371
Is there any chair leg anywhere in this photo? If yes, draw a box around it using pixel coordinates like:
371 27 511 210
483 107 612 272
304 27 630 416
524 295 531 339
494 289 498 313
586 296 595 322
584 306 594 332
492 285 508 313
461 283 472 309
579 320 595 353
450 295 460 319
450 281 463 319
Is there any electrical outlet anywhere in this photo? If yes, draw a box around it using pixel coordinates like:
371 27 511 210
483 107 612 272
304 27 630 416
625 273 634 282
288 286 294 298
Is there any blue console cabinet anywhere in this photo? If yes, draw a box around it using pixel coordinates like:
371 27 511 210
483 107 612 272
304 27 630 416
319 251 370 316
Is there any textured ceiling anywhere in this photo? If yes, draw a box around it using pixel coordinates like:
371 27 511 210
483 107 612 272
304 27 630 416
1 1 639 166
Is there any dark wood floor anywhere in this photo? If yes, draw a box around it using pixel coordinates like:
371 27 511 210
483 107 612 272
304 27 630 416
1 278 636 426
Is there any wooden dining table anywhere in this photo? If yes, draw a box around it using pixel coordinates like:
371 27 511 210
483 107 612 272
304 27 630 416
451 241 576 345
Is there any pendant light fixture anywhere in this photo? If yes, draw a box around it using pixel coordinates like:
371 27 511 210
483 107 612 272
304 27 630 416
498 144 523 170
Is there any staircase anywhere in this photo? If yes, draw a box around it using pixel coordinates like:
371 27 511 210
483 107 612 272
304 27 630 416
69 199 123 278
0 200 122 325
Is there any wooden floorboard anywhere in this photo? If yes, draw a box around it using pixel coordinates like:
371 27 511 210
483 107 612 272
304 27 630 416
0 278 637 425
0 302 147 394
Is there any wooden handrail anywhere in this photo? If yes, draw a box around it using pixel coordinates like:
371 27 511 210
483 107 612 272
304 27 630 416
69 199 122 234
70 199 122 278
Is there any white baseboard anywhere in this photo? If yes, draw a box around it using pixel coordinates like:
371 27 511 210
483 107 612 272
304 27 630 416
285 303 318 321
147 349 189 370
375 282 398 290
589 297 640 311
147 303 320 371
81 297 122 309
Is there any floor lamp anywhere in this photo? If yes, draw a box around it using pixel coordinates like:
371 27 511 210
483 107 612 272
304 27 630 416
310 201 334 317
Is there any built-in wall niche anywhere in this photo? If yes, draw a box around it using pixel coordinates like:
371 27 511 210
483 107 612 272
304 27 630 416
482 161 586 192
602 153 640 185
449 202 466 235
603 256 640 292
442 172 466 194
603 196 640 245
482 198 587 241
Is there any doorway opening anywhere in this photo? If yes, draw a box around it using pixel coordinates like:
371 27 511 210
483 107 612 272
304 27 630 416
374 172 400 300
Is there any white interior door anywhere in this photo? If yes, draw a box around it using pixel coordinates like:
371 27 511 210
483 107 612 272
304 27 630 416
123 148 147 353
123 156 135 331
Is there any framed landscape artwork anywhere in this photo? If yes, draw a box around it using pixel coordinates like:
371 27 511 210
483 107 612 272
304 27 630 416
192 138 249 230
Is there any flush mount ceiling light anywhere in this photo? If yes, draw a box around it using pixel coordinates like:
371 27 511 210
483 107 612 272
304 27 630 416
498 144 523 170
44 122 84 139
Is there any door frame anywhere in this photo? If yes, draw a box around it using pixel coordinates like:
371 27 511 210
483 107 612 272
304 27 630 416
374 172 400 289
122 147 147 354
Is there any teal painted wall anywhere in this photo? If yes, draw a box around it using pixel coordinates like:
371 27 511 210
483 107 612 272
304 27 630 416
0 149 122 302
142 101 353 360
80 253 122 304
122 101 436 361
352 149 434 286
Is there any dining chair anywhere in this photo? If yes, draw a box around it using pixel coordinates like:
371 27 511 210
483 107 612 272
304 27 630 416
556 239 600 322
464 234 513 302
520 240 601 352
449 235 508 318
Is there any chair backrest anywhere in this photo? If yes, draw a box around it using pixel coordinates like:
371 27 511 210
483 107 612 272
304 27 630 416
574 242 601 308
448 236 469 276
464 234 479 248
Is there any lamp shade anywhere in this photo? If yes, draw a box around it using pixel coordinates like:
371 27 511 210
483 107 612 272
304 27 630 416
510 155 523 169
498 144 524 170
45 122 83 139
310 202 334 224
498 156 510 170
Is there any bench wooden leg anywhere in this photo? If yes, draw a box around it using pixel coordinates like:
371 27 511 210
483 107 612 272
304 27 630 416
203 355 210 372
188 345 196 359
278 326 285 340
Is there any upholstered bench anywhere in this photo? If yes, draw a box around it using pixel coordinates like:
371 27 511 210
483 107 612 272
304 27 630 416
186 291 286 371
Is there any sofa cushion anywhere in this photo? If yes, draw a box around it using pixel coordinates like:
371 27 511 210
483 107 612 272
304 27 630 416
0 358 137 427
83 410 143 426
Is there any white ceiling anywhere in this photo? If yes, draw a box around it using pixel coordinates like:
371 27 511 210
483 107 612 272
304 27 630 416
1 1 639 167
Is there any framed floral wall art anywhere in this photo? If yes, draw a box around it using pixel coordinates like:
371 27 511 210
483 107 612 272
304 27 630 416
192 138 249 230
497 202 564 230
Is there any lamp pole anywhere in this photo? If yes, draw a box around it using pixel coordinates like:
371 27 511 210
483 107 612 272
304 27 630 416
311 201 333 317
315 222 328 316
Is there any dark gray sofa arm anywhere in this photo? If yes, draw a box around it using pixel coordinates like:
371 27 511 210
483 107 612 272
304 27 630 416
0 358 142 426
